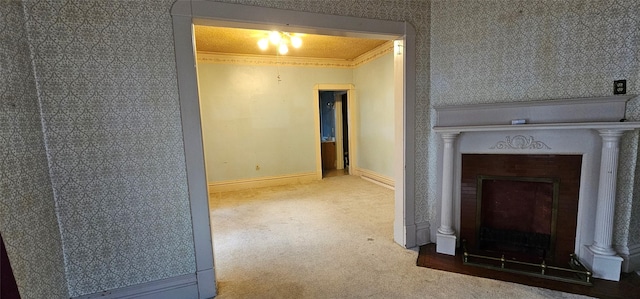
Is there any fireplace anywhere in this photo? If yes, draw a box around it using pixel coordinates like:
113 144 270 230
460 154 581 267
432 95 640 281
477 176 556 259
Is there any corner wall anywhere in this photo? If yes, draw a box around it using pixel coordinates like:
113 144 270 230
19 0 197 297
354 52 395 179
0 2 69 298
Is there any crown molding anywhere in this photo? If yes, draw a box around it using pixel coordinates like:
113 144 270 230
196 40 394 68
197 52 353 68
352 40 394 67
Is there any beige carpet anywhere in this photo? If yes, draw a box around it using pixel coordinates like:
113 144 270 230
209 175 590 298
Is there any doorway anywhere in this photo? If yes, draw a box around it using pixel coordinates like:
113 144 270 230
171 2 417 296
319 90 350 178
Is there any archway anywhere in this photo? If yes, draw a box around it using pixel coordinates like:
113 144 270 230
170 1 416 296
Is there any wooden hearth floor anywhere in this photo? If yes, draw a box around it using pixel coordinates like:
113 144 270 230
417 244 640 299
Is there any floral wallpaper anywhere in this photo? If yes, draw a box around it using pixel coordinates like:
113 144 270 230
3 0 433 297
16 0 196 297
0 1 69 298
430 0 640 250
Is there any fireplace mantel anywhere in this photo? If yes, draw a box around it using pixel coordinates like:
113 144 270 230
433 121 640 134
432 95 640 281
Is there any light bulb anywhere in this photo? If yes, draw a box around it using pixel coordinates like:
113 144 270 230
278 43 289 55
258 38 269 50
291 36 302 48
269 31 281 45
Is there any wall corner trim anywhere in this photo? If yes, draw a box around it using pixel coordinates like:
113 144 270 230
197 268 216 298
404 223 417 248
171 1 192 18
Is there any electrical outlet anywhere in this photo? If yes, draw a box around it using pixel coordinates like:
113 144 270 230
255 165 260 171
614 80 626 95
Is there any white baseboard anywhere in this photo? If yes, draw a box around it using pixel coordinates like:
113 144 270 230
72 274 198 299
354 167 394 190
208 172 318 193
416 222 430 246
617 243 640 273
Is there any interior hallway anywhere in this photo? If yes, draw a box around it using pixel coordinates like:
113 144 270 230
208 175 589 298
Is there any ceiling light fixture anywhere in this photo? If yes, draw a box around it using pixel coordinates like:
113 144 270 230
258 31 302 55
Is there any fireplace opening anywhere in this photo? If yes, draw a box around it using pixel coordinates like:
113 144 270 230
460 154 581 267
476 176 558 262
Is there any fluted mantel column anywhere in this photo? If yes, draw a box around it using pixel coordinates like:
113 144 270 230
584 128 631 281
436 132 459 255
589 129 625 256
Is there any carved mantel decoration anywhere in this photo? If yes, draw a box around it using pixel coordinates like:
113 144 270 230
432 95 640 282
490 135 551 150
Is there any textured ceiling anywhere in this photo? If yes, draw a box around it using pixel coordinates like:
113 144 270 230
194 26 389 60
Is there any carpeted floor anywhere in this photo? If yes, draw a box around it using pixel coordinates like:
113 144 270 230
209 175 590 298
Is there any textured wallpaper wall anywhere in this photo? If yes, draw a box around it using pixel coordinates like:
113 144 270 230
17 0 196 297
430 0 640 249
0 2 69 299
3 0 432 297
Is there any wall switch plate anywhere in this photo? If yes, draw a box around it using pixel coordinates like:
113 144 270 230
614 80 626 95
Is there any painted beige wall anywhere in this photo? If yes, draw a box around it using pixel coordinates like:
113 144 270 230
197 63 353 181
354 53 395 178
198 52 395 183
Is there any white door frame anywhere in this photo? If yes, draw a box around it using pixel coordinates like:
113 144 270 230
171 1 416 297
334 91 347 171
314 85 355 179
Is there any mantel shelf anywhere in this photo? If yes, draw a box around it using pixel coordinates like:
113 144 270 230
433 122 640 134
